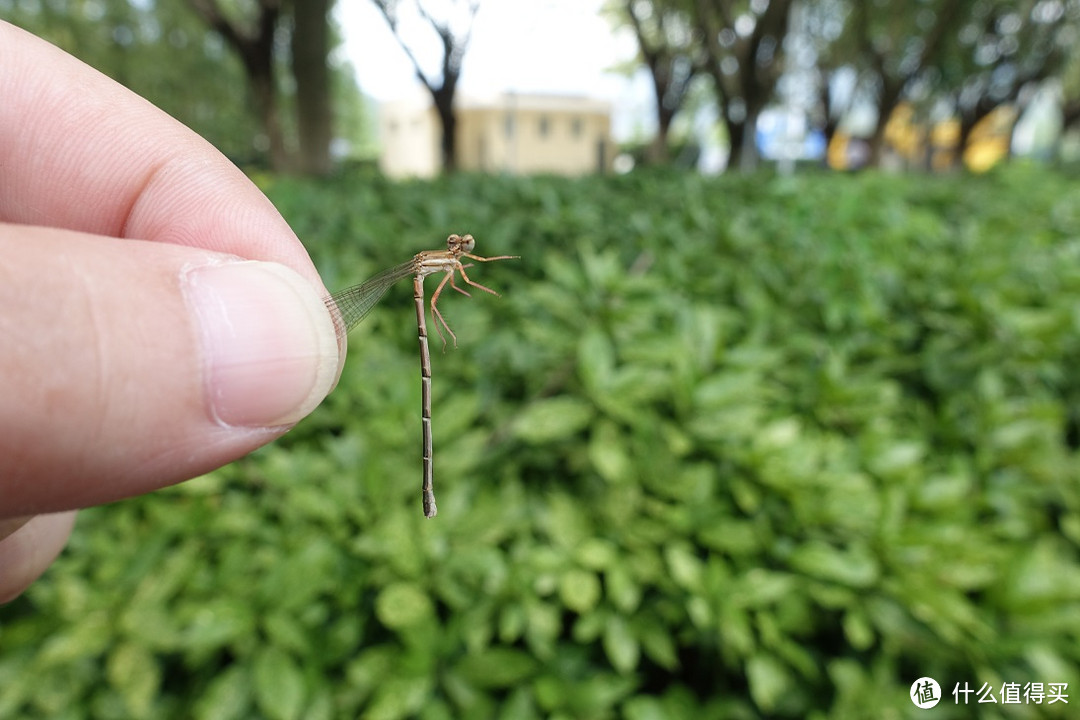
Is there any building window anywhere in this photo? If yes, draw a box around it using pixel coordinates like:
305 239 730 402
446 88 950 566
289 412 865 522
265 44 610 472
538 115 550 138
571 117 583 138
504 113 515 139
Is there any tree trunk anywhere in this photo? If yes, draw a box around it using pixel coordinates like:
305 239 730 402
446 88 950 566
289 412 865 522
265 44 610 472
292 0 333 175
185 0 290 171
725 114 745 171
1063 100 1080 132
868 77 904 168
739 106 760 172
371 1 477 174
867 121 887 168
433 88 457 173
648 102 674 165
818 71 841 155
251 69 290 171
955 112 980 170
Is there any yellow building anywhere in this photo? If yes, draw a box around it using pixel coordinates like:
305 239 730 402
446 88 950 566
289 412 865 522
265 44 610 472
379 92 615 178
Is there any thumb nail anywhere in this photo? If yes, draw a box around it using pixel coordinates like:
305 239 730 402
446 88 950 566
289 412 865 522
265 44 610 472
183 261 340 427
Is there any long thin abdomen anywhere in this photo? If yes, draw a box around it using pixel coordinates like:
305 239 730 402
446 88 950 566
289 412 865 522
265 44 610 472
414 274 437 518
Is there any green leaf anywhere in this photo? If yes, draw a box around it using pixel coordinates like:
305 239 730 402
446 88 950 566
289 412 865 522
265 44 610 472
300 685 335 720
375 582 435 629
182 599 257 654
513 397 594 443
789 541 879 588
867 440 924 479
622 696 668 720
842 611 875 651
543 492 592 548
636 618 678 671
603 616 639 674
605 565 641 613
525 601 561 658
364 676 432 720
572 609 606 643
259 538 340 610
253 647 306 720
263 612 312 655
455 648 539 688
498 603 526 642
575 537 617 570
578 328 615 396
105 642 160 719
559 568 601 614
733 569 798 608
664 542 703 592
194 665 252 720
588 421 634 483
746 654 793 714
562 673 637 715
37 615 112 667
343 645 396 700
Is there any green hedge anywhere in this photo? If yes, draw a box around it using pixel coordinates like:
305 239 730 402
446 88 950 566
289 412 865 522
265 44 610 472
2 166 1080 719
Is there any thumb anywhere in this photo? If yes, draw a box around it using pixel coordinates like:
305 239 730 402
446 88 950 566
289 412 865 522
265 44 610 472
0 223 341 517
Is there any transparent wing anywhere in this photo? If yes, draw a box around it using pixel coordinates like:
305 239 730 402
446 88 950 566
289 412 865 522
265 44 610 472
324 260 416 337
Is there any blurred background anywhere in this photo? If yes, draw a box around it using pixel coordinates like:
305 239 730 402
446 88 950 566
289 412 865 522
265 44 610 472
2 1 1080 718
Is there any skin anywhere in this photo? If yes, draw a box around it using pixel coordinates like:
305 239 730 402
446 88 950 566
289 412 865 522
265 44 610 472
0 21 341 602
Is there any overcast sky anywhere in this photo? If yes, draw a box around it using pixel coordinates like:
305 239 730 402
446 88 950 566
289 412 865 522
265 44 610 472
335 0 652 140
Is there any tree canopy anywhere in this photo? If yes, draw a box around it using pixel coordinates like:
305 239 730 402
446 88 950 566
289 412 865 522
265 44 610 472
613 0 1080 170
1 0 373 173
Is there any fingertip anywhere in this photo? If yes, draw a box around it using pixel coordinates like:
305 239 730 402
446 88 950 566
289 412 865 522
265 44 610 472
0 511 78 605
182 260 342 428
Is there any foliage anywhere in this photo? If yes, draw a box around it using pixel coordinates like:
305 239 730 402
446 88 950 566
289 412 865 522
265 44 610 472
935 0 1078 150
604 0 703 165
851 0 1078 165
0 0 371 170
3 166 1080 718
611 1 1080 169
1 0 261 162
690 0 794 172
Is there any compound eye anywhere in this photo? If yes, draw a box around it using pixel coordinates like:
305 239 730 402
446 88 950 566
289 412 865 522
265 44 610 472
461 234 475 252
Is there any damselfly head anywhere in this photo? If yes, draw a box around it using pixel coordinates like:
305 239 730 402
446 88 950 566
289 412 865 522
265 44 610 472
447 233 475 254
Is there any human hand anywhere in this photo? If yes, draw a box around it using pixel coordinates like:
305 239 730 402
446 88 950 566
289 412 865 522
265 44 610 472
0 21 342 601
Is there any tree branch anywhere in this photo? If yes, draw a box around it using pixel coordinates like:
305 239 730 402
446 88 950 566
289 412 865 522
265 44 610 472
916 0 966 79
372 0 437 90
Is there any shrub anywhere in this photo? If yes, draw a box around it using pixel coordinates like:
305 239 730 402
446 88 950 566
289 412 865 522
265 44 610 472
3 165 1079 719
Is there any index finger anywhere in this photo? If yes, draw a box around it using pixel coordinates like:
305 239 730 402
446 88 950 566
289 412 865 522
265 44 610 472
0 20 321 288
